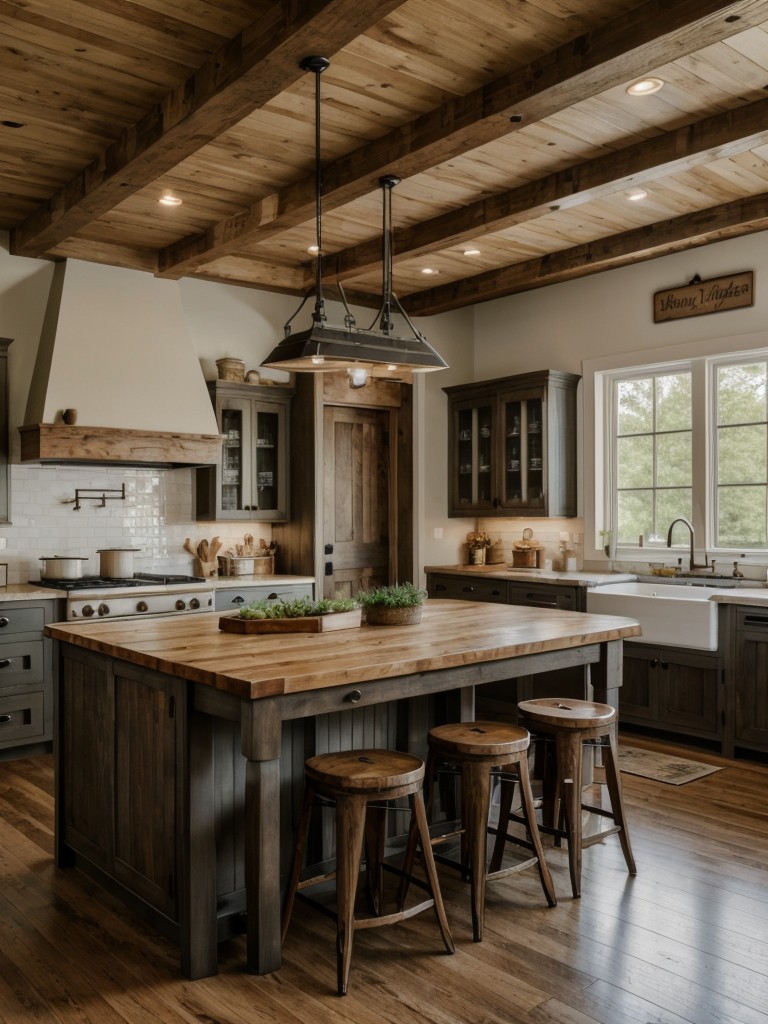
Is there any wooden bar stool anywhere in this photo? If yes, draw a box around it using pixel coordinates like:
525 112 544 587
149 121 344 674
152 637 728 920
402 721 556 942
281 748 454 996
517 698 637 897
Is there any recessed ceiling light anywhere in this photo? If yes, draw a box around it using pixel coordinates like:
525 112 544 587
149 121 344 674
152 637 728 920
463 248 481 256
421 267 439 275
159 194 182 207
626 78 664 96
307 244 320 254
627 188 648 201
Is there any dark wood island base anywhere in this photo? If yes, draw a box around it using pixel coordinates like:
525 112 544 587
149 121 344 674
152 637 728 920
47 600 639 979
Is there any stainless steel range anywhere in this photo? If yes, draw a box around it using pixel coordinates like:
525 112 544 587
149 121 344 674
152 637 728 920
34 573 215 621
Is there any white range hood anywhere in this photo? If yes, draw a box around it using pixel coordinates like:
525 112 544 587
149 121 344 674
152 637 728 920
21 260 223 466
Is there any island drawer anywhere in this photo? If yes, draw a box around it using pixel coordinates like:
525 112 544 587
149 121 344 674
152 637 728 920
0 640 45 689
0 689 46 746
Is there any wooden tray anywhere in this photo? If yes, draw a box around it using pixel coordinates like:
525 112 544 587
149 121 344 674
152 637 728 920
219 608 362 634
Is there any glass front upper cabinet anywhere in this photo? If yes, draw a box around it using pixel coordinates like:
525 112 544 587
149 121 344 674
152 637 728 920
196 381 292 521
445 370 580 518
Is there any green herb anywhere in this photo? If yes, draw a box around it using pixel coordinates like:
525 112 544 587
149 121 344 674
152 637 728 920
238 596 359 620
355 582 427 609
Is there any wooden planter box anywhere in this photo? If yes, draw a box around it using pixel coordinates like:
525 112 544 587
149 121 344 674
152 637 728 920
219 608 362 634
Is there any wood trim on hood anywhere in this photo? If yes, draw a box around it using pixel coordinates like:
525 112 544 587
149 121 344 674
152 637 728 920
19 423 224 468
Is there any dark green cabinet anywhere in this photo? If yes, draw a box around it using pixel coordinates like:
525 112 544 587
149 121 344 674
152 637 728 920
444 369 579 518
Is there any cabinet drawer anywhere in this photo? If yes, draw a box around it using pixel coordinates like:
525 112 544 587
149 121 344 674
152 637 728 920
0 690 46 746
507 583 578 610
429 576 508 603
215 583 314 612
0 641 44 688
0 606 47 639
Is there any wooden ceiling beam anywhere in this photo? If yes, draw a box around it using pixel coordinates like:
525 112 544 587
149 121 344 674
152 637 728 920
401 194 768 316
156 0 767 278
326 96 768 281
10 0 404 258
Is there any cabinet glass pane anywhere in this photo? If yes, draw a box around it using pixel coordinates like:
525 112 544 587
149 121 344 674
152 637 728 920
504 400 522 502
255 411 279 510
477 407 492 503
221 409 244 511
526 398 544 502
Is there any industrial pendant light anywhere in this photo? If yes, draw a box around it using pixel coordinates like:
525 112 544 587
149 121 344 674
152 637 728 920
261 56 448 382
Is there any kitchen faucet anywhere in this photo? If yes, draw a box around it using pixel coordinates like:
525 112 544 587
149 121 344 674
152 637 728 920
666 516 710 571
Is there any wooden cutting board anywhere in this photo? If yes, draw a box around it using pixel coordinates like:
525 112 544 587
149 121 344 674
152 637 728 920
218 609 362 634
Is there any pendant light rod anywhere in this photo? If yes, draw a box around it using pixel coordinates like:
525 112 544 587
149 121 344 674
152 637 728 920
298 55 330 332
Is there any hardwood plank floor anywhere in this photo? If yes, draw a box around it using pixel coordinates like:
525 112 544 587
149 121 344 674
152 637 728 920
1 736 767 1024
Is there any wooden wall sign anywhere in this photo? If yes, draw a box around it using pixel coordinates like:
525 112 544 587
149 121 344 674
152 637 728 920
654 271 753 323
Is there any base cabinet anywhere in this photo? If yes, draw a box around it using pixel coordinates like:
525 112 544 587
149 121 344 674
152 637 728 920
732 607 768 752
0 599 57 758
620 642 722 742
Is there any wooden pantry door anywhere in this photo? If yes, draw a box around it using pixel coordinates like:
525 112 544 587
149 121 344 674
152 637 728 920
322 404 393 600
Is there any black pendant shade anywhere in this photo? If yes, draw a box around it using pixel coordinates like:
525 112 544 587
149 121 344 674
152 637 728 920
262 56 447 379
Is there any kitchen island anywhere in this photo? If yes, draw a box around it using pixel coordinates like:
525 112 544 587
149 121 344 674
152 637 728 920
47 599 640 980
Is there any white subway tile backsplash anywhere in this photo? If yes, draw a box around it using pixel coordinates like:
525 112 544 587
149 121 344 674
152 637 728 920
3 463 274 583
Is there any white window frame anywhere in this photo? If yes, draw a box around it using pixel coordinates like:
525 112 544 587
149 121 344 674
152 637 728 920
583 330 768 567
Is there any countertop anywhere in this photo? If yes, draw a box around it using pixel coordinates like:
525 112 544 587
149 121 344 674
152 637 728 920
0 583 65 602
424 564 636 587
45 599 641 701
711 588 768 608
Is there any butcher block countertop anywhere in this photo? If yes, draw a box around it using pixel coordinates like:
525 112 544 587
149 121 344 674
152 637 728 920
46 599 640 701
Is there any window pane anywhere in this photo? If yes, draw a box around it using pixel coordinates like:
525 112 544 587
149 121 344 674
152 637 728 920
617 490 652 544
717 363 766 425
656 374 692 432
718 424 767 485
718 486 767 547
617 435 653 488
617 379 653 435
656 432 692 487
656 490 692 538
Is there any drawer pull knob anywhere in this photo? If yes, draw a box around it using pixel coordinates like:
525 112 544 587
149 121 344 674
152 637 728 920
0 658 11 669
346 689 363 704
232 596 245 605
0 714 12 724
0 617 8 628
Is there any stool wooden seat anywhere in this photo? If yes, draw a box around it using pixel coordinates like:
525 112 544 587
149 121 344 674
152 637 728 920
281 748 454 995
517 698 636 897
402 721 556 942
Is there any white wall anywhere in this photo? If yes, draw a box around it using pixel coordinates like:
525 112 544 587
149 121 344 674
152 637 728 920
3 228 768 584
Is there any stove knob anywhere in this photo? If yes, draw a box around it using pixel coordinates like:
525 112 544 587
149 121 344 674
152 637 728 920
136 601 149 613
98 603 110 617
175 599 186 611
82 605 95 617
189 598 200 609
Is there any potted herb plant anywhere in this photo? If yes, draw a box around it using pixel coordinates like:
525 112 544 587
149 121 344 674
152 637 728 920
356 581 427 626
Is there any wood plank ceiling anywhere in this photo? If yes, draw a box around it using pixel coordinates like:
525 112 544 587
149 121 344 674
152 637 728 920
3 0 768 317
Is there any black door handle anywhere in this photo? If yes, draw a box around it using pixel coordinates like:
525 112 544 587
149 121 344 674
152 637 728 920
325 561 333 576
0 658 11 669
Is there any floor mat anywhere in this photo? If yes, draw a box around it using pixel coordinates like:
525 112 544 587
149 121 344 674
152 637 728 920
617 745 723 785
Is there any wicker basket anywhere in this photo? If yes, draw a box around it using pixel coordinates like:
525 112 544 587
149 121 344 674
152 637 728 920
218 554 274 576
363 605 422 626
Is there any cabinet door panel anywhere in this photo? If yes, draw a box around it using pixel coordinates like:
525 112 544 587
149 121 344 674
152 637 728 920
114 671 179 917
620 647 659 723
659 653 719 735
735 628 768 747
